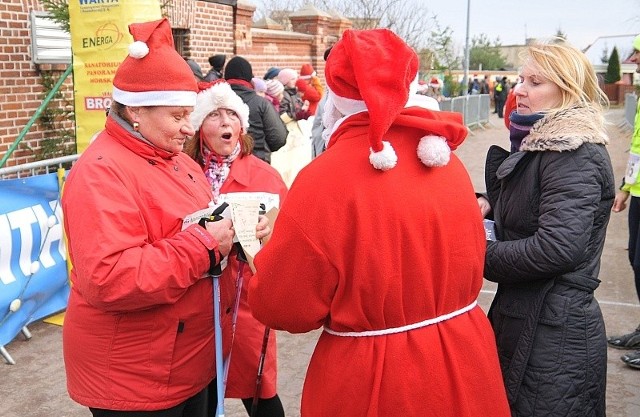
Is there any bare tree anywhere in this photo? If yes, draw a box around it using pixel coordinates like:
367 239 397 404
256 0 437 50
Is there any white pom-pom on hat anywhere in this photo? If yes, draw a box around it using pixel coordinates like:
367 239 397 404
417 135 451 167
128 41 149 59
369 141 398 170
112 19 198 107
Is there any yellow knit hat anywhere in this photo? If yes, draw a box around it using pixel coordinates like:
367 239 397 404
633 34 640 51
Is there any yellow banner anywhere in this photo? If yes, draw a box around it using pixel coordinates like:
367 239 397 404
69 0 162 153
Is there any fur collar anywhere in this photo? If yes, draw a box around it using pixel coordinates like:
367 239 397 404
520 104 609 152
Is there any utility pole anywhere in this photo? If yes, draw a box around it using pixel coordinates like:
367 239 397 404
462 0 471 96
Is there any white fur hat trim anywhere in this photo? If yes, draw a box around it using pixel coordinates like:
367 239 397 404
417 135 451 167
128 41 149 59
369 141 398 170
191 82 250 132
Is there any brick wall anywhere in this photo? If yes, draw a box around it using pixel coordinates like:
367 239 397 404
0 0 74 168
0 0 350 168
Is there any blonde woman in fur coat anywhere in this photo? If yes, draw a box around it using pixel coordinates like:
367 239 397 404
478 41 613 417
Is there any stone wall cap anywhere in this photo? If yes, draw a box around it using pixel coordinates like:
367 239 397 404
289 4 331 18
254 16 284 30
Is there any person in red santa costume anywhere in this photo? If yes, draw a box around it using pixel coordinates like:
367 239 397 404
247 28 510 417
185 80 287 417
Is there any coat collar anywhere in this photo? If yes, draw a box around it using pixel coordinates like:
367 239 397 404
519 104 609 152
495 104 609 180
105 114 176 161
224 153 253 187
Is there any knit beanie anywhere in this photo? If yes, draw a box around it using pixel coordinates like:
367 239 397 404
266 79 284 97
252 77 267 93
634 34 640 51
264 67 281 80
224 56 253 82
277 68 298 86
209 54 226 71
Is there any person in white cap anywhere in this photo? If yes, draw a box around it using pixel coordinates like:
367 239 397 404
185 80 287 417
61 18 271 417
608 33 640 369
247 28 510 417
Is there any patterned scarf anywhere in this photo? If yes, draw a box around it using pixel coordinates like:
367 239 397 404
508 111 545 153
201 133 241 202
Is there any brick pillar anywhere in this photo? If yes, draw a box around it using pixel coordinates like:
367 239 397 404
234 0 256 56
327 10 352 39
289 5 333 72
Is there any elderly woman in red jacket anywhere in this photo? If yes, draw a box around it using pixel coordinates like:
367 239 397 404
185 80 287 417
62 19 246 417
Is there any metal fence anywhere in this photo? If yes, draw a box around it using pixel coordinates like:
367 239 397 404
0 154 79 180
439 94 492 132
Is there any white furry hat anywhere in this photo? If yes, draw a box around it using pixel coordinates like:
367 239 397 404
191 81 250 132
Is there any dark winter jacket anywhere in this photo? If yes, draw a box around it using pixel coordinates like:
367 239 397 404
280 87 311 122
484 104 614 417
229 82 288 164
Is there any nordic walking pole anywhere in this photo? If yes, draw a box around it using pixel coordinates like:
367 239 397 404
199 203 229 417
223 247 246 385
250 204 270 417
250 325 271 417
212 268 226 417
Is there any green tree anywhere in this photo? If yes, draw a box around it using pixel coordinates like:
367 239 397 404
428 22 462 96
469 34 507 71
604 46 621 84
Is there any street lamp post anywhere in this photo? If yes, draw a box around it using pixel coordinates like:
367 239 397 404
462 0 471 96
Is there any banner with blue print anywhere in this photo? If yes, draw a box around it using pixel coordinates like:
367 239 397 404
0 173 69 346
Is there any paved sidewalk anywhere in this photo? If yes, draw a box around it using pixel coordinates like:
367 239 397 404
2 109 639 417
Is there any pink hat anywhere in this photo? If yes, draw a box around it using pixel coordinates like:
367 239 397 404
277 68 298 86
112 18 197 106
325 29 453 170
299 63 316 80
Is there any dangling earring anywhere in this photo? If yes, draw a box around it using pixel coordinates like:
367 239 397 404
133 122 139 131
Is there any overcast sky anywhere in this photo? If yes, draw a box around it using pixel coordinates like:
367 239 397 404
426 0 640 50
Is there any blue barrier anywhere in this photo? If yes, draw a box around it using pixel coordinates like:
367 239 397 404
0 172 70 364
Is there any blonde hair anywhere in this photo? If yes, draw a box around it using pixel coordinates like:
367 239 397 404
522 40 609 112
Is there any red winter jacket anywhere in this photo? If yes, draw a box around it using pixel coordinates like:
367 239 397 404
212 154 288 399
249 107 510 417
296 77 323 115
62 116 229 411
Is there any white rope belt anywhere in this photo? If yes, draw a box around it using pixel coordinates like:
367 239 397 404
323 300 478 337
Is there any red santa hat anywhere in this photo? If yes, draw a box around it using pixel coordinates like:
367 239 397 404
112 18 198 107
299 63 316 80
325 28 452 170
191 81 250 132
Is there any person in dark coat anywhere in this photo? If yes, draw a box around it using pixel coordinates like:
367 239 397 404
477 41 613 416
224 56 287 164
204 54 225 82
493 76 508 117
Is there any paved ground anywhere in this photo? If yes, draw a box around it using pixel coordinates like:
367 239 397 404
2 109 639 417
